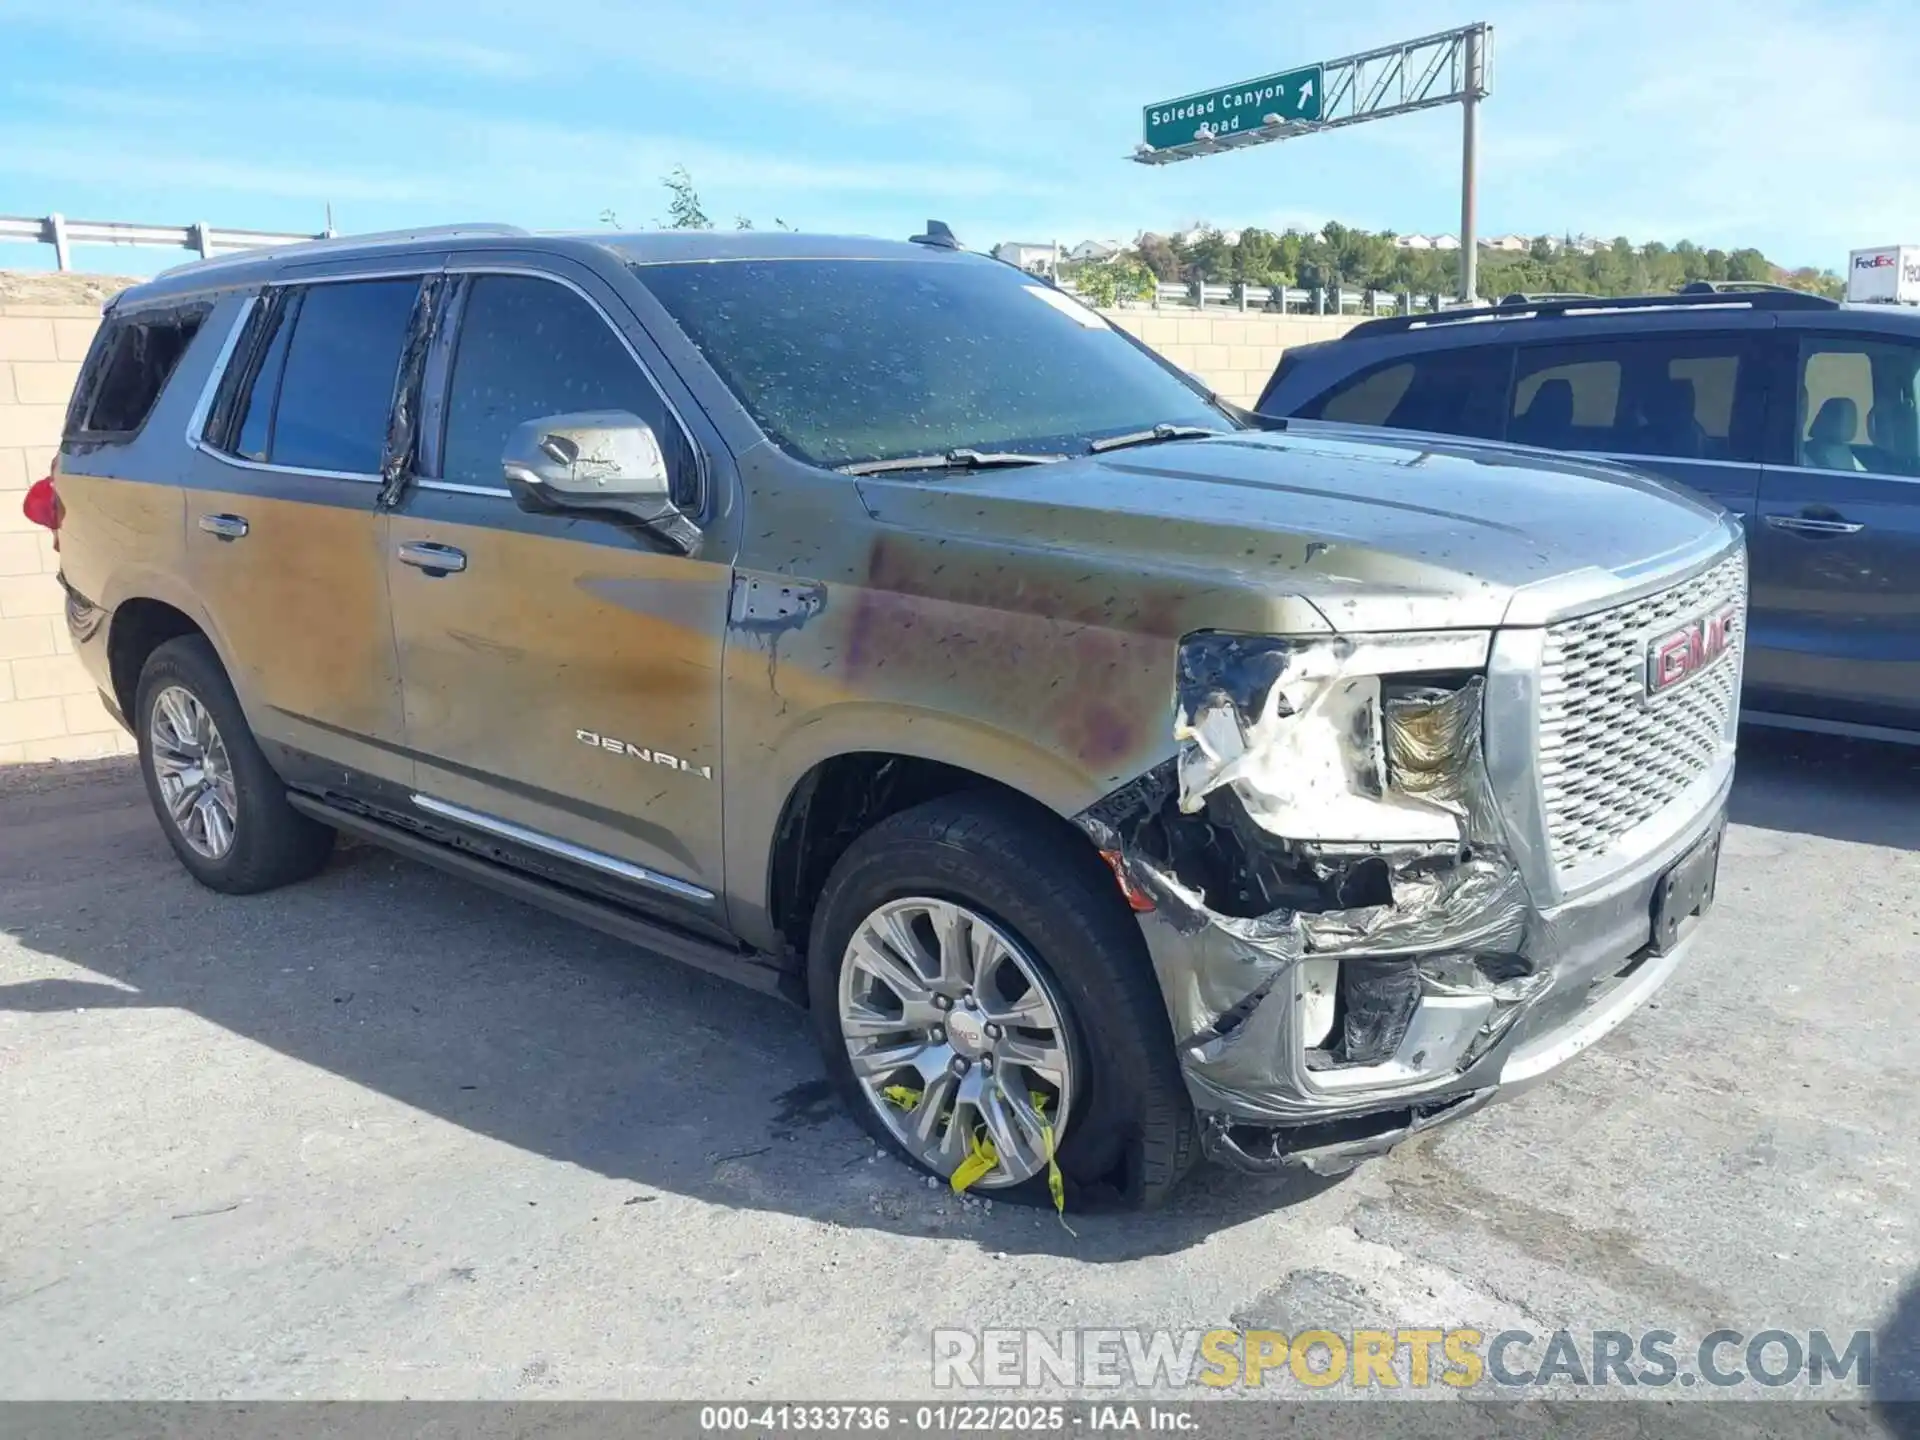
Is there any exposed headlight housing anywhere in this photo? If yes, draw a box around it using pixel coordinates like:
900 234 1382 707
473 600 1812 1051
1173 630 1492 846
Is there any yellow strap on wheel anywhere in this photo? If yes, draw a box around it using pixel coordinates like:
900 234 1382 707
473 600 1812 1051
1030 1089 1074 1235
883 1079 1072 1233
949 1130 999 1193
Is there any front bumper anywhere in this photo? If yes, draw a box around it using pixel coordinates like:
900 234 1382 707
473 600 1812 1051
1144 768 1730 1176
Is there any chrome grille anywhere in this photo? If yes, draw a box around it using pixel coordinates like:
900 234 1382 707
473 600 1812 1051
1538 550 1746 873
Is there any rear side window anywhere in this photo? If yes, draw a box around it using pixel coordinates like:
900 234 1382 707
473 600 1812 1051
205 278 420 474
1300 347 1511 439
1509 334 1760 461
234 299 296 462
64 303 210 441
270 280 420 473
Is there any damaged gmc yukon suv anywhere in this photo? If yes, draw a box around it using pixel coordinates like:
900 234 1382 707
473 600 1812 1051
39 225 1743 1208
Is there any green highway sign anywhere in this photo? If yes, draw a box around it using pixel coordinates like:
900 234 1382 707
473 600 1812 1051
1142 64 1325 151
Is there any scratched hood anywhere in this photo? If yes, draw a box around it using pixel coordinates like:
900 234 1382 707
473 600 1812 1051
856 427 1738 631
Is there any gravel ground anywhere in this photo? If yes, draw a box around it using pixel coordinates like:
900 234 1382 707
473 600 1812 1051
1 735 1916 1422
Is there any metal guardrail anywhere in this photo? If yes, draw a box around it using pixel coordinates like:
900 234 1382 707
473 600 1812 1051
1058 276 1462 316
6 212 1466 318
0 213 328 271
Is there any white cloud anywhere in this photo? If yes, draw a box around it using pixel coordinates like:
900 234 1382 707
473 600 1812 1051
0 129 450 204
0 0 525 77
0 85 1060 236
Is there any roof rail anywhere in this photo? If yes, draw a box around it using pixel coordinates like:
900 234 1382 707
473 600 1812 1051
1676 279 1811 296
1498 290 1601 306
158 223 531 278
1343 285 1838 338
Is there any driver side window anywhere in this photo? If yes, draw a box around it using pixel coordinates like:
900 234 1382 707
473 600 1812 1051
439 273 697 504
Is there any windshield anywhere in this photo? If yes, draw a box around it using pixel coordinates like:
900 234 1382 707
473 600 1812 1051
633 257 1233 469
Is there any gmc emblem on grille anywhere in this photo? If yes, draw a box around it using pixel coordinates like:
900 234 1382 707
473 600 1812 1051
1646 603 1739 699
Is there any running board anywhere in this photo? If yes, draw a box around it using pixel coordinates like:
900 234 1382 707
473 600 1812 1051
286 792 799 1005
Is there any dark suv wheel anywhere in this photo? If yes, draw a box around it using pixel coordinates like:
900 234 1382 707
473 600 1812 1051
134 635 335 894
807 795 1198 1210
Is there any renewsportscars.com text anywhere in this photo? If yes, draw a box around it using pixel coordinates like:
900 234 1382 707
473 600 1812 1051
931 1327 1873 1392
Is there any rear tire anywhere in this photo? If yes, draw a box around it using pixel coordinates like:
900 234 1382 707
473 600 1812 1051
134 634 334 894
808 794 1198 1210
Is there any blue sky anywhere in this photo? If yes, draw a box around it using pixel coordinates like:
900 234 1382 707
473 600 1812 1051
1 0 1914 277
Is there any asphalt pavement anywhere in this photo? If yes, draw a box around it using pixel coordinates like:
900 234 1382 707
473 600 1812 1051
2 735 1917 1416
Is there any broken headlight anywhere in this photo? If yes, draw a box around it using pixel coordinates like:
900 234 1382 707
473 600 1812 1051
1173 630 1492 846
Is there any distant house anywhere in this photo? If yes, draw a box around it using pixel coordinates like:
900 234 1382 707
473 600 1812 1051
992 242 1056 274
1174 227 1242 248
1066 239 1125 264
1394 233 1461 252
1481 234 1531 252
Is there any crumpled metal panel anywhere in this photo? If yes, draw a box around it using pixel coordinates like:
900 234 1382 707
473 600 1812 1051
1173 635 1468 845
1298 680 1528 957
1078 635 1542 1131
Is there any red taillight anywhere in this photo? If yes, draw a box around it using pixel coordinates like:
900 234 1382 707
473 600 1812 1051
23 475 62 542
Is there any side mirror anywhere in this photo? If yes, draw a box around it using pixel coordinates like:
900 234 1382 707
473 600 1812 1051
501 410 700 553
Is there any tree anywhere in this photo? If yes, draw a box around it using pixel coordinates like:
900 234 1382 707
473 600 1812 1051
609 168 791 232
662 166 711 229
1135 232 1181 281
1183 226 1234 283
1234 228 1284 286
1072 257 1157 307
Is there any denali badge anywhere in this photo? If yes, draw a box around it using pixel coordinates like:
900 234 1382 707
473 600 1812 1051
1645 603 1739 699
576 728 712 780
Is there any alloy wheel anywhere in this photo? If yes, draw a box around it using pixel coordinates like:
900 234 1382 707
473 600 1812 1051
148 684 238 859
838 896 1075 1188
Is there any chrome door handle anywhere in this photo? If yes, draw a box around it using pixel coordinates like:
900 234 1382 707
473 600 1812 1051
1765 514 1865 536
198 512 248 541
396 540 467 575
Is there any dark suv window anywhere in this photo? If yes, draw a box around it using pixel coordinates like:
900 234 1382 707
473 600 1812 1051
1299 347 1511 439
64 304 211 441
1793 334 1920 475
231 297 296 463
268 279 420 474
439 274 694 502
211 279 420 474
1508 334 1759 461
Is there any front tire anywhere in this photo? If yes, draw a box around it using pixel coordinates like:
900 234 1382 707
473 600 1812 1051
134 635 334 894
807 795 1198 1210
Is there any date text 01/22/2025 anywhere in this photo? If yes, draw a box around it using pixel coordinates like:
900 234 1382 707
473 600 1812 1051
699 1404 1195 1433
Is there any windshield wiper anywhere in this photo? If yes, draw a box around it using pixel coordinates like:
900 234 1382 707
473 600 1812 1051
834 448 1068 476
1087 423 1228 454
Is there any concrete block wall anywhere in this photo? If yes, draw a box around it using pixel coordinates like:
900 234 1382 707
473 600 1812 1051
1098 308 1360 405
0 295 138 763
0 274 1356 764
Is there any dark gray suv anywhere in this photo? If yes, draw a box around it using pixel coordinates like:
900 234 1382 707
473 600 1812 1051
36 224 1743 1206
1258 288 1920 744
